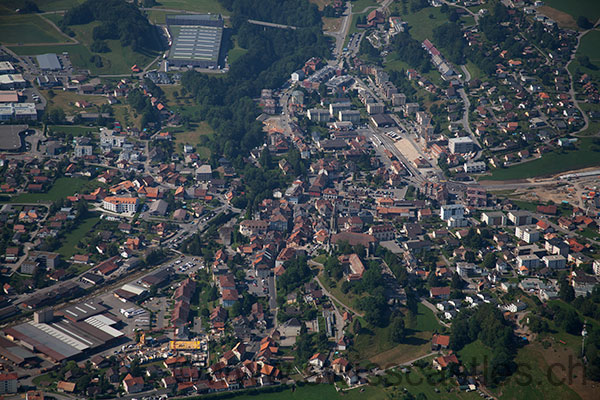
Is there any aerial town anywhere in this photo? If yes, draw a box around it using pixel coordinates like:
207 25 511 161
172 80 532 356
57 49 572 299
0 0 599 399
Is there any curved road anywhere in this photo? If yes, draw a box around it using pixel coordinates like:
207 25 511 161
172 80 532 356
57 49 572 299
566 18 600 136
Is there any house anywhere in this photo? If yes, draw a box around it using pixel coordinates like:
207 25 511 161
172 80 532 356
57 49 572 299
433 354 459 370
430 286 451 300
347 253 365 281
56 381 76 393
309 353 327 369
431 334 450 350
123 374 144 394
239 220 268 237
332 357 350 374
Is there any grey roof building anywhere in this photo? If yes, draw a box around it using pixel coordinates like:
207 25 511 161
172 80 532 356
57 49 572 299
36 53 61 70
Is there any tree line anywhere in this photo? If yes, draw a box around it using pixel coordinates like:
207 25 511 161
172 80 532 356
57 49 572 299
61 0 163 53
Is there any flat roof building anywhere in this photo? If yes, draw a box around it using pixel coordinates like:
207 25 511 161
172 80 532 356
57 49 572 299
166 14 224 69
36 53 61 70
4 302 123 362
0 90 19 103
449 136 474 154
0 61 15 74
0 103 37 121
0 74 26 89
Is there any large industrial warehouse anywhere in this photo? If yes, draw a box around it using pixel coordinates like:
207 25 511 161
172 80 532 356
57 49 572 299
166 14 224 69
3 302 124 362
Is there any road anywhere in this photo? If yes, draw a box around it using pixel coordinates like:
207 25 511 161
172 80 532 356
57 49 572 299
420 299 451 328
247 19 297 30
313 275 364 317
566 17 600 136
326 1 353 62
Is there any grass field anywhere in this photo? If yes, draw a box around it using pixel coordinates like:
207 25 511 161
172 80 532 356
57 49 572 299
0 14 66 44
481 137 600 181
227 36 248 64
488 346 581 400
380 368 482 400
464 60 485 81
457 340 493 371
9 18 158 75
226 383 387 400
353 303 442 367
153 0 230 15
42 90 107 113
569 29 600 85
0 0 83 13
543 0 600 23
11 177 93 203
401 6 446 43
316 273 365 314
385 58 443 86
145 9 178 24
172 121 214 149
48 125 97 136
69 20 158 74
57 214 101 258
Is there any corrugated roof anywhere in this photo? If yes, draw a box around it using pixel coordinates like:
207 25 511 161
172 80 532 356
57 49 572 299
36 53 61 70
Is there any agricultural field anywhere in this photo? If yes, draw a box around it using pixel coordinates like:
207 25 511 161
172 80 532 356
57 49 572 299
387 3 446 43
227 383 387 400
0 13 67 45
569 29 600 84
41 90 108 113
57 214 101 258
385 58 443 86
0 0 83 13
543 0 600 24
145 9 178 24
9 17 158 75
351 303 443 367
486 346 581 400
152 0 230 15
481 137 600 181
10 177 94 203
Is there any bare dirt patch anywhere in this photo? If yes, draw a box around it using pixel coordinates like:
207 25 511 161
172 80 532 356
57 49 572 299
538 6 578 30
532 342 599 400
323 17 342 32
309 0 332 11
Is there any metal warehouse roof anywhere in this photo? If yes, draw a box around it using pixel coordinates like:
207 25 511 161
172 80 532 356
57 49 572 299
36 53 61 70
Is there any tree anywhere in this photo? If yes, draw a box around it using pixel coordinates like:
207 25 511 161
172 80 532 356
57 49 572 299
559 279 575 303
527 315 549 333
451 272 464 289
259 147 273 168
577 16 593 30
482 252 497 269
390 316 406 343
18 0 40 13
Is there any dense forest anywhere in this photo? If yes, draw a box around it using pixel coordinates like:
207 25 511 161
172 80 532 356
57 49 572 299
61 0 163 52
450 304 518 386
390 32 431 73
219 0 322 27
